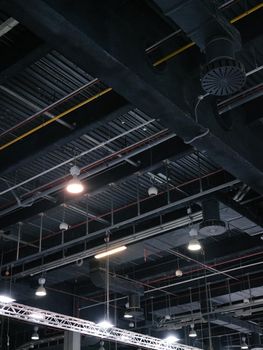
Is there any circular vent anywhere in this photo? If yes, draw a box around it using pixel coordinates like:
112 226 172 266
201 58 246 96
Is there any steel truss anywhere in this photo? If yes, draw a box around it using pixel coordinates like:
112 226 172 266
0 302 200 350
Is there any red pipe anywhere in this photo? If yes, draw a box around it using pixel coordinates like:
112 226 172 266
4 167 224 256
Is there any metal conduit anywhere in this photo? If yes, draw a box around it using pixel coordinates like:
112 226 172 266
0 129 171 217
3 168 223 261
0 119 156 197
0 78 99 139
1 179 239 277
0 87 112 151
144 260 263 294
0 3 260 152
152 3 263 66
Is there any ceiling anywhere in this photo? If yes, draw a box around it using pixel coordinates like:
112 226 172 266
0 0 262 349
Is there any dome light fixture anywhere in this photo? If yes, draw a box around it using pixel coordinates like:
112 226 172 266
59 222 69 231
241 337 248 350
189 324 197 338
31 326 39 341
35 277 47 297
66 166 84 194
187 228 201 252
175 268 183 277
148 185 158 197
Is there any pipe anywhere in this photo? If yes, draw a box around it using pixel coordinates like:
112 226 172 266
144 260 263 294
3 168 223 257
0 118 156 197
218 84 263 114
230 3 263 24
2 179 239 277
0 87 112 151
0 79 99 140
145 0 238 55
3 168 222 260
0 128 170 216
152 4 263 66
0 3 259 154
153 42 195 67
148 250 263 285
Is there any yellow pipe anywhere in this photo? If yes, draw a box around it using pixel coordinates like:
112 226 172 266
230 2 263 23
153 42 195 67
0 87 112 152
0 4 261 152
153 3 263 67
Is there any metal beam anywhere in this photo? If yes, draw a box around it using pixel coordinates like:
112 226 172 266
0 43 50 83
1 0 263 193
0 302 200 350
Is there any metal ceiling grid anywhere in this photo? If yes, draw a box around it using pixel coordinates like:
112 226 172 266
1 149 219 253
67 152 219 221
0 109 163 201
0 50 102 145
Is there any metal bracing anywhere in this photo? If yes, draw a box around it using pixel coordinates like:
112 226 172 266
0 302 200 350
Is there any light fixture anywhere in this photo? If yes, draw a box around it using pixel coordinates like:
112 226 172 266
31 326 39 341
97 320 114 328
35 277 47 297
175 268 183 277
241 337 248 350
66 166 84 194
187 228 201 251
59 222 69 231
95 246 127 259
124 310 133 319
148 186 158 197
164 335 179 343
189 324 197 338
0 280 15 303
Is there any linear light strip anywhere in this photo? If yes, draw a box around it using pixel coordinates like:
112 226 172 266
0 302 200 350
95 246 127 259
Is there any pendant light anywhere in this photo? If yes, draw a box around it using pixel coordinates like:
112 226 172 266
66 166 84 194
187 228 201 251
241 337 248 350
31 326 39 341
189 324 197 338
35 277 47 297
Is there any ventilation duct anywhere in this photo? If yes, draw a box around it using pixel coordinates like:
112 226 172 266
89 261 144 295
199 198 226 236
210 314 262 334
201 37 246 96
125 294 144 318
250 333 263 350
